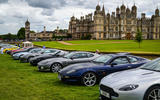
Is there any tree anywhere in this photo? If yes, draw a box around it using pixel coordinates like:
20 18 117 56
0 33 18 40
17 27 25 39
135 29 143 48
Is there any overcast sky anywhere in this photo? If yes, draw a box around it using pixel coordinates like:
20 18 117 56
0 0 160 34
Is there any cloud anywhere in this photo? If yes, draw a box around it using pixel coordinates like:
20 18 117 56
26 0 67 9
0 0 160 34
0 0 8 4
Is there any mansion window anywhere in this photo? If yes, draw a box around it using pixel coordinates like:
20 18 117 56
142 29 146 32
116 27 118 31
110 34 113 37
127 20 131 24
104 33 106 38
99 33 101 38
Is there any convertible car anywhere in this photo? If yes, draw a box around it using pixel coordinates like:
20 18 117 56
99 57 160 100
30 50 68 66
38 51 100 72
58 54 150 86
3 46 19 53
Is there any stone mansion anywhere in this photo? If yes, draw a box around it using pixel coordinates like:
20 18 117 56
68 4 160 40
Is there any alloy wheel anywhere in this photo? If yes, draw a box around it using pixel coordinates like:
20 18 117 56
82 72 97 86
51 63 62 73
148 89 160 100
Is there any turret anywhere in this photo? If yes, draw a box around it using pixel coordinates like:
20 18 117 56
126 7 130 13
131 4 137 18
141 13 146 19
116 6 120 16
102 5 105 16
120 4 126 13
25 19 30 41
96 4 101 11
25 19 30 26
155 8 159 17
44 26 46 33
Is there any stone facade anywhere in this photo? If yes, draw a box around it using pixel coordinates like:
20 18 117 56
68 4 160 40
25 21 67 41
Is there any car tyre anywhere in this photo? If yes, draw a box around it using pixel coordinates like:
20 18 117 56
50 63 62 73
28 56 33 62
144 85 160 100
81 72 97 86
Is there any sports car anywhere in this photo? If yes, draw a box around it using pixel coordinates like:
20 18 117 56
99 57 160 100
38 51 100 72
20 49 67 63
12 48 43 60
11 47 35 55
58 54 150 86
30 50 68 66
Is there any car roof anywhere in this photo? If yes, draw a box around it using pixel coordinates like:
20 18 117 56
70 51 95 54
102 54 135 58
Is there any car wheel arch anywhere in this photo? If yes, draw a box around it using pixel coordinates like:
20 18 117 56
50 62 63 68
143 84 160 100
27 56 34 61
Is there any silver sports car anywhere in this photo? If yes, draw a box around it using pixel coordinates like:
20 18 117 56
99 58 160 100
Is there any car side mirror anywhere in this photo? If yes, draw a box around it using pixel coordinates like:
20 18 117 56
111 63 117 67
70 57 74 60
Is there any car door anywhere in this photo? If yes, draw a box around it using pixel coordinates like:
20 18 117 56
127 56 144 69
107 57 131 73
69 53 90 64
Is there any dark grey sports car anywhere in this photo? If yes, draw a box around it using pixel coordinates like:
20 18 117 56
38 51 100 72
29 50 68 66
19 49 61 63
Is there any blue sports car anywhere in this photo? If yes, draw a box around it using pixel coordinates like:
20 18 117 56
58 54 150 86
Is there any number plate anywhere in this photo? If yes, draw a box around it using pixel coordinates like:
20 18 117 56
58 74 61 80
101 90 110 98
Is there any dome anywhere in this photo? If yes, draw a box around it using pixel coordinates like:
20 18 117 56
107 13 110 16
155 8 159 13
155 8 159 16
121 4 126 9
96 4 101 10
132 4 137 10
116 7 120 11
25 19 30 25
126 7 130 12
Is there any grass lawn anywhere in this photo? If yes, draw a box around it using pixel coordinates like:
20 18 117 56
33 40 160 55
0 54 99 100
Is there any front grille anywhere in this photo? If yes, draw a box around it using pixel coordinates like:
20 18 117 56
100 84 119 97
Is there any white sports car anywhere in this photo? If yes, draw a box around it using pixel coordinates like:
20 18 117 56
99 58 160 100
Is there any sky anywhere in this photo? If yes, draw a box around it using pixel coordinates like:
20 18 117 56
0 0 160 34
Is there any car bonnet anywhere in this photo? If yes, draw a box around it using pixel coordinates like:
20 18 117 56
100 68 160 89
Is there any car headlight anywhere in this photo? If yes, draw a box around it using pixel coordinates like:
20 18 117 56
66 70 76 74
119 84 139 91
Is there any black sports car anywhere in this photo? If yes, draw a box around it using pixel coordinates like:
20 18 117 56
29 49 68 66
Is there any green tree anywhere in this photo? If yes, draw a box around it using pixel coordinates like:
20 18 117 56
135 29 143 48
17 27 25 39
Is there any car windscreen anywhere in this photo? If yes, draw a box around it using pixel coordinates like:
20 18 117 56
43 49 57 53
63 52 75 59
140 58 160 71
93 55 112 63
